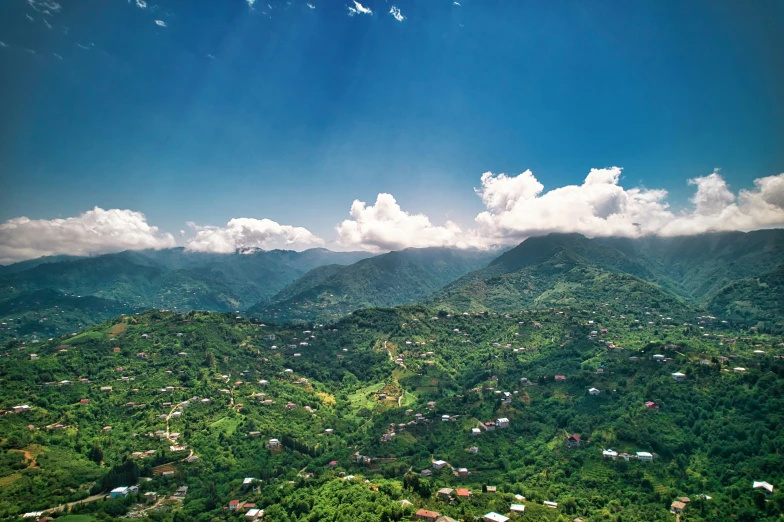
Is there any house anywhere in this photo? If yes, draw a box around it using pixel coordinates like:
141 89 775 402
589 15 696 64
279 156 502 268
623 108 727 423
144 492 158 502
329 460 338 468
603 449 618 460
567 434 581 448
29 354 38 360
483 513 509 522
457 468 469 477
469 446 479 454
652 354 665 361
229 500 240 510
245 508 263 521
753 481 774 496
421 469 433 477
588 388 600 395
441 414 450 422
472 428 481 436
248 431 261 438
555 375 566 381
100 386 112 392
110 487 129 498
456 488 471 498
484 421 496 431
427 401 436 409
497 417 510 428
671 372 686 382
173 486 188 498
243 477 255 486
268 438 280 447
543 501 558 509
636 451 653 462
414 509 441 521
733 367 746 373
378 393 387 400
80 399 89 404
645 401 660 410
435 517 457 522
432 460 448 470
510 504 525 514
437 488 454 500
670 501 686 514
325 429 334 434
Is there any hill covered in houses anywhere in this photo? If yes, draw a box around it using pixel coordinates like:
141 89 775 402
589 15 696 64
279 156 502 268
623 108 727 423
1 298 782 521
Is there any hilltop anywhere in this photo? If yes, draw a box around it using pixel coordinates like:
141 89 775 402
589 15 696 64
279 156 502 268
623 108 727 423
250 247 499 322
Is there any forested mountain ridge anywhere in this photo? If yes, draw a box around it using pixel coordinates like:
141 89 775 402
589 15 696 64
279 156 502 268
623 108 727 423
433 231 784 329
1 302 782 521
249 247 500 322
0 248 373 343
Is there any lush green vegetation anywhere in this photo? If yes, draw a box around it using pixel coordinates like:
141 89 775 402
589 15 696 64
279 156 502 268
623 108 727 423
251 248 498 323
0 248 372 343
1 299 782 521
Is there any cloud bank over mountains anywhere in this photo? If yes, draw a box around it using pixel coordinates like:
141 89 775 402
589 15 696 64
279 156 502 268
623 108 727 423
0 207 175 265
1 169 783 263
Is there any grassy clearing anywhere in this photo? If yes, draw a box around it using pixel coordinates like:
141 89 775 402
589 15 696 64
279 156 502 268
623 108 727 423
209 415 240 436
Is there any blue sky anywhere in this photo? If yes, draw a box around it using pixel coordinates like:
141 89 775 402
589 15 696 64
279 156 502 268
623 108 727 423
1 0 783 261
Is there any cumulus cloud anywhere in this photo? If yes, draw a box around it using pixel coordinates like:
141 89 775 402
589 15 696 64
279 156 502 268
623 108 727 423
185 218 324 253
335 194 468 252
348 0 371 16
246 0 256 7
336 169 784 251
474 168 784 242
389 6 404 21
0 207 176 265
154 19 166 26
307 3 315 9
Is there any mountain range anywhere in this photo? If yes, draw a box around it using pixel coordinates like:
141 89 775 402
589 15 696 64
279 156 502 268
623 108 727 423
1 230 783 344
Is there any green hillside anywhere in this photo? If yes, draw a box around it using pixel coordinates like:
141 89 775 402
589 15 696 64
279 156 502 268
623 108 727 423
0 248 373 342
251 248 499 322
706 265 784 326
1 303 782 521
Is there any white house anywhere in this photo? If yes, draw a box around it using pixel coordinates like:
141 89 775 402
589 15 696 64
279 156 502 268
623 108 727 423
543 501 558 509
110 487 129 499
653 354 665 361
671 372 686 382
637 451 653 462
603 449 618 460
442 415 451 422
471 428 481 436
733 367 746 373
269 438 280 448
432 460 448 470
497 417 510 428
753 481 774 496
510 504 525 514
482 513 509 522
589 388 600 395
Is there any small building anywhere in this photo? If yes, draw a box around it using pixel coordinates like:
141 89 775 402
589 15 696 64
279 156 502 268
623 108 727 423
29 354 38 360
457 468 469 477
437 488 454 500
469 446 479 454
671 372 686 382
471 428 481 436
173 486 188 498
421 469 433 477
588 388 600 395
670 501 686 514
441 414 450 422
645 401 660 410
110 487 129 498
497 417 510 428
603 449 618 460
329 460 338 468
637 451 653 462
486 486 497 493
432 460 448 470
543 501 558 509
555 375 566 381
567 433 581 448
733 367 746 373
246 508 263 521
482 513 509 522
414 509 441 521
753 481 774 497
456 488 470 498
229 500 240 510
510 504 525 514
248 431 261 438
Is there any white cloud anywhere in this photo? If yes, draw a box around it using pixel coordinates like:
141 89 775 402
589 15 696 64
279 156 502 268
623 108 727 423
336 194 467 252
307 2 315 9
389 6 404 21
335 169 784 251
154 19 166 26
27 0 61 15
0 207 176 265
0 41 8 48
474 168 784 242
44 19 52 29
53 52 62 59
134 0 147 8
453 1 461 5
348 0 371 16
185 218 324 253
26 13 34 21
246 0 256 7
